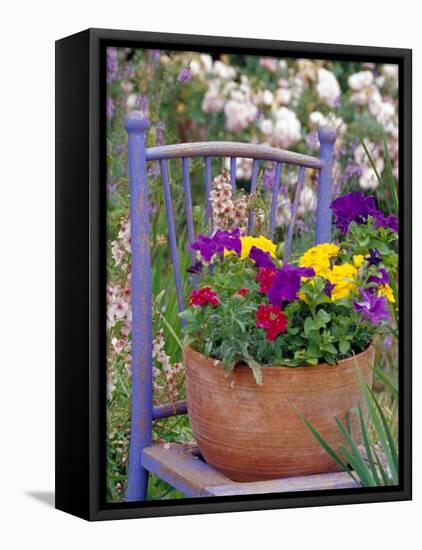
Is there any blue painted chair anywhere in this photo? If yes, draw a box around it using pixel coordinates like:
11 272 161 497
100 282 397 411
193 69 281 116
123 110 355 501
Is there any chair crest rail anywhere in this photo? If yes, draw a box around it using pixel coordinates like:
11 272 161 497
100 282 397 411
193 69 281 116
145 141 323 169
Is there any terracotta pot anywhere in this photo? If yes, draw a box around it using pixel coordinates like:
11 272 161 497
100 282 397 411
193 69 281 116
184 345 374 482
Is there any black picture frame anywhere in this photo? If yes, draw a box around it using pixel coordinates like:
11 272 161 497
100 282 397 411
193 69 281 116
55 27 412 521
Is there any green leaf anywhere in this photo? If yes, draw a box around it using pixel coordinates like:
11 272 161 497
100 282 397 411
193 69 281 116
339 340 350 355
294 406 358 484
304 317 317 337
316 309 331 325
245 354 263 385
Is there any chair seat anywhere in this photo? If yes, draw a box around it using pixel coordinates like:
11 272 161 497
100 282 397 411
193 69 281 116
141 443 358 498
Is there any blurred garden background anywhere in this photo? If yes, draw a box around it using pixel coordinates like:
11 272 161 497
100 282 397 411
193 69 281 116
106 47 399 502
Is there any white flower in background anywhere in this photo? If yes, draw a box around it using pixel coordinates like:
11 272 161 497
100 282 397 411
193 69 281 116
200 54 213 73
375 101 396 126
308 111 346 134
224 157 253 180
276 196 292 228
107 372 115 400
213 60 236 80
276 87 292 105
296 59 318 82
224 98 257 132
121 81 134 93
298 186 317 216
308 111 326 127
260 57 278 72
316 68 341 107
189 59 201 76
202 81 225 113
111 241 124 266
273 107 301 148
348 70 374 91
190 54 213 77
279 60 288 72
263 89 274 106
375 75 386 88
260 118 274 136
354 143 384 190
126 93 138 109
382 64 399 80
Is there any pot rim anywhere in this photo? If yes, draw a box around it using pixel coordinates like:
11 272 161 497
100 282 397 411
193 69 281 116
184 343 374 373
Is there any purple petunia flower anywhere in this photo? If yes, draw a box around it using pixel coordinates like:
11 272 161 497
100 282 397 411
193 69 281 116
190 229 241 262
365 248 382 266
330 191 377 234
268 265 315 305
249 246 275 269
353 288 390 326
368 267 389 287
187 261 203 275
331 191 398 235
177 66 192 83
323 279 336 299
373 212 399 233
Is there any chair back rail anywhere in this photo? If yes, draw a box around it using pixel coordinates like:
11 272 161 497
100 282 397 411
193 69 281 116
123 110 336 501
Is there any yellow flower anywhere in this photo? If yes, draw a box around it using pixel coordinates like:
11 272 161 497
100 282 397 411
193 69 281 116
353 255 365 268
326 263 358 301
238 235 277 259
299 243 340 277
378 284 396 303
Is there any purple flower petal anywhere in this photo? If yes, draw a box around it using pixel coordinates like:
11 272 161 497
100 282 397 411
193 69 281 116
190 229 241 262
249 246 275 269
330 191 377 234
353 288 390 326
268 264 314 305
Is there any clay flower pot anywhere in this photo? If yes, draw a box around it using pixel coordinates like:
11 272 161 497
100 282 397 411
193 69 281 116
184 345 374 482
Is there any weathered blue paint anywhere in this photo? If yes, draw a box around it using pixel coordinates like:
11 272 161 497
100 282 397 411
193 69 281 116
268 162 283 240
160 159 185 314
123 111 336 501
141 443 358 498
247 159 260 234
182 158 195 257
230 157 236 190
204 157 212 227
152 399 188 420
124 111 152 502
316 125 336 244
283 166 305 263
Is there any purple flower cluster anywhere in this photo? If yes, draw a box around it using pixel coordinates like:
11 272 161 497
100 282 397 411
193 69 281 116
177 66 193 83
191 229 241 262
106 48 118 82
136 94 149 114
330 191 398 234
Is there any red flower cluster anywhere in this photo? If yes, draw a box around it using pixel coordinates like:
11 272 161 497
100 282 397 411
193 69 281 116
236 287 250 296
255 304 288 341
256 267 277 293
189 286 219 307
